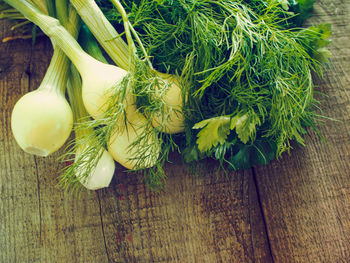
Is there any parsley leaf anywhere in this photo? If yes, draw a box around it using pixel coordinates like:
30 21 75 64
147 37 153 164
231 111 261 144
288 0 315 26
193 116 231 153
224 139 277 171
193 110 261 153
299 23 332 63
308 23 332 63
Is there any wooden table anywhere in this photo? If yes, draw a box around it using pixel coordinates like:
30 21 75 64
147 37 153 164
1 1 349 262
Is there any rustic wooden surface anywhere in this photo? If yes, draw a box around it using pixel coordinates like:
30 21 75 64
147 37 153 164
1 1 349 262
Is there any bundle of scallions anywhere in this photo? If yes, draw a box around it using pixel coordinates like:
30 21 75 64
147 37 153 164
1 0 332 191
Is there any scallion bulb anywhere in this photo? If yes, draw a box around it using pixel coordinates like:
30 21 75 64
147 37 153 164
11 47 73 157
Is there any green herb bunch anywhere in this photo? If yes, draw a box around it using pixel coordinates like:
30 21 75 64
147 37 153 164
96 0 332 171
1 0 332 192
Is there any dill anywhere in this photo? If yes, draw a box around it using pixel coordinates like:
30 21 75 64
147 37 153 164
99 0 331 171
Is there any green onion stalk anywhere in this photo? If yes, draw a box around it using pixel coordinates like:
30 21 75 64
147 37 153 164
11 46 73 156
70 0 186 134
4 0 128 118
10 0 74 157
61 65 116 191
55 0 116 191
4 0 162 170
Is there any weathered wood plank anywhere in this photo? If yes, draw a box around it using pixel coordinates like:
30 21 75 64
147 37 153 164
254 1 350 262
0 20 271 263
99 159 272 262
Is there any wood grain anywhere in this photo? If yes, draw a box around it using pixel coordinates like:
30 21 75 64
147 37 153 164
98 160 271 262
1 0 350 262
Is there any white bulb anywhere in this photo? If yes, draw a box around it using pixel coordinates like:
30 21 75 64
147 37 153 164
75 148 116 190
107 111 161 170
80 59 128 119
11 89 73 156
150 72 185 134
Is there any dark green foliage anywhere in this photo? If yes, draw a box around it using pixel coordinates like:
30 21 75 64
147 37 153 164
288 0 315 26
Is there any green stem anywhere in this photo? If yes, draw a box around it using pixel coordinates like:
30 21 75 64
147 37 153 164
45 0 54 16
128 21 153 70
67 65 91 139
79 25 108 64
70 0 129 70
34 2 76 96
39 46 69 95
109 0 135 66
4 0 93 74
28 0 48 14
55 0 68 25
109 0 152 69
